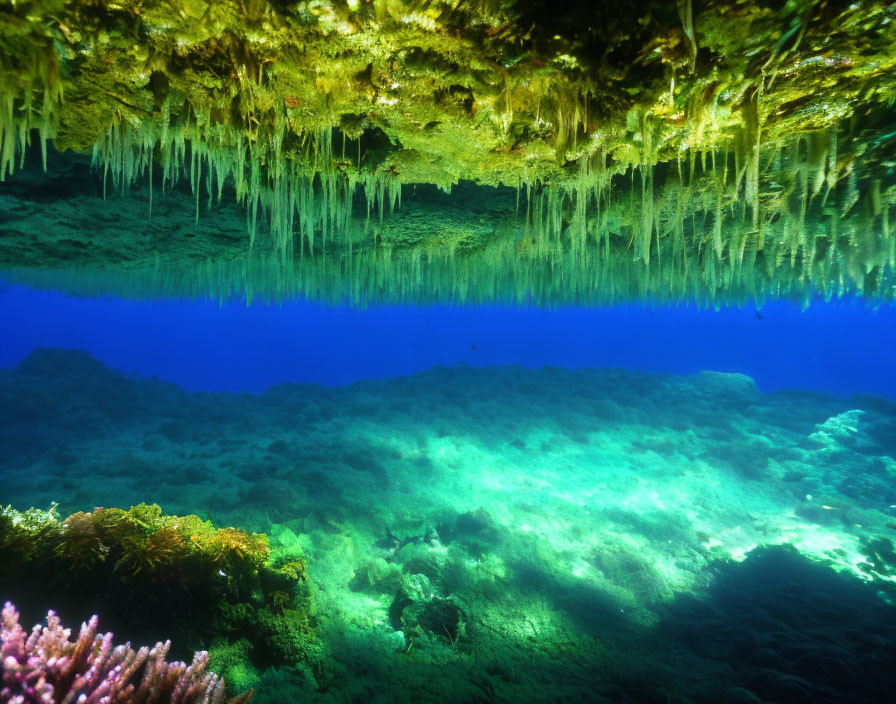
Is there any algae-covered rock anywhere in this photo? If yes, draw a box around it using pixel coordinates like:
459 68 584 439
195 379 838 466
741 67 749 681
389 572 468 647
208 638 262 694
348 557 403 594
1 1 895 305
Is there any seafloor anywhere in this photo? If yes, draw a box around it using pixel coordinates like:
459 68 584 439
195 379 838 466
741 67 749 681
2 348 895 703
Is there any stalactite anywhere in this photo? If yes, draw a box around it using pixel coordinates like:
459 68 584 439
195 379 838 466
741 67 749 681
5 87 893 309
88 114 407 260
743 86 763 241
805 130 827 198
0 65 61 182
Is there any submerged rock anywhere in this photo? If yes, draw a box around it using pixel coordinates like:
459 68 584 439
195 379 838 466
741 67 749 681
0 1 894 304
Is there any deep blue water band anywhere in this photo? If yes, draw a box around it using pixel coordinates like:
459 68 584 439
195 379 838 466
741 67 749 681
1 284 894 398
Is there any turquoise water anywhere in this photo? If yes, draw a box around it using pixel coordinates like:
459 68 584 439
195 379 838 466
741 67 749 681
1 331 895 701
1 2 896 698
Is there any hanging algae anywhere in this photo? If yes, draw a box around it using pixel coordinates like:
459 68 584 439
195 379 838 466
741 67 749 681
8 125 895 307
0 0 895 304
0 0 61 179
91 114 400 258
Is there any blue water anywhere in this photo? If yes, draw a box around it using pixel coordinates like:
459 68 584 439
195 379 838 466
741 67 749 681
1 284 894 398
3 283 896 704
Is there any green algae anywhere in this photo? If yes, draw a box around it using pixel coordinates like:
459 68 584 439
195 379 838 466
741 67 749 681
0 502 316 698
6 153 894 306
1 0 895 303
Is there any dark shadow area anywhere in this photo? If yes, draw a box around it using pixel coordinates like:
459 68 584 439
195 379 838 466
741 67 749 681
656 545 896 703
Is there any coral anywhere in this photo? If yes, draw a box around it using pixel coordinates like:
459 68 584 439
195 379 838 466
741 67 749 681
0 503 314 683
0 601 251 704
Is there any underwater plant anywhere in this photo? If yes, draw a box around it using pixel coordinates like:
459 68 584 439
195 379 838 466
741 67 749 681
1 0 894 305
0 503 273 587
1 601 252 704
0 504 316 686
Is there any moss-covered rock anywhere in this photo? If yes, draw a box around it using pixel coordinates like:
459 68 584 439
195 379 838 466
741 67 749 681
1 1 895 304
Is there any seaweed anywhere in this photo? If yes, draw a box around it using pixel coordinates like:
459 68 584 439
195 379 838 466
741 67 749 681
0 0 894 305
0 503 315 685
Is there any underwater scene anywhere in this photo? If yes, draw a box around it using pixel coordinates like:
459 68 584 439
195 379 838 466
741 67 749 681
2 1 896 703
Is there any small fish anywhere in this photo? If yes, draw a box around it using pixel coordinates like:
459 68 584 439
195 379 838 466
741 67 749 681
755 311 764 320
471 343 477 351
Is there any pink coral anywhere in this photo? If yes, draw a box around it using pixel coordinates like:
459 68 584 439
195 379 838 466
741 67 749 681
1 602 250 704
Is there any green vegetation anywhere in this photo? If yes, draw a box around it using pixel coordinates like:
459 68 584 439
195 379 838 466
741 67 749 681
0 502 317 695
1 0 895 303
0 502 271 579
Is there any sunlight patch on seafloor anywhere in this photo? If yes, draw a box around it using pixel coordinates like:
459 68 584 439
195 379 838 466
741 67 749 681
347 408 896 617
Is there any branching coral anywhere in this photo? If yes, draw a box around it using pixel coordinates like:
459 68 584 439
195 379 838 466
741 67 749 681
0 601 251 704
0 503 314 684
